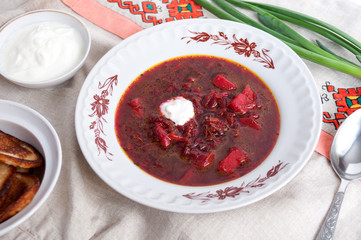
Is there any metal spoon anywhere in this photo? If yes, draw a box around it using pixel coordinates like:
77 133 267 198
316 108 361 240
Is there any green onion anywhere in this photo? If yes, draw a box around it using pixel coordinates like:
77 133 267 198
242 1 361 54
230 0 361 64
193 0 361 78
357 55 361 63
315 40 359 66
256 8 361 59
211 0 301 46
288 43 361 77
225 1 339 61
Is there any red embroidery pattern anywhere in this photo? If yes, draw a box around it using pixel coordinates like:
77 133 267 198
107 0 203 25
183 161 288 202
334 87 361 114
89 75 118 160
182 31 275 69
166 0 203 22
322 112 345 129
321 82 361 129
108 0 162 25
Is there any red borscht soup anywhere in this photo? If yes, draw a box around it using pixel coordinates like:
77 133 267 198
115 55 280 186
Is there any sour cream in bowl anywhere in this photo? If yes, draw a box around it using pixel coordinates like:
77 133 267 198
0 9 91 88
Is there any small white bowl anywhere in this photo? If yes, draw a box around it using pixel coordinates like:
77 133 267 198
0 9 91 88
0 100 62 236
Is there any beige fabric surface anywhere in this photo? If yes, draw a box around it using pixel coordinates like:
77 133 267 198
1 0 361 239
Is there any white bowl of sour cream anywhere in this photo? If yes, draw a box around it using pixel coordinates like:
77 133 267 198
0 9 91 88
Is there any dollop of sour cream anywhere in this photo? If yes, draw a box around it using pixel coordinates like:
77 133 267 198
1 22 85 82
160 96 195 126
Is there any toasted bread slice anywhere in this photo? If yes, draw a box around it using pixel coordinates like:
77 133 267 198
0 130 43 168
0 162 15 189
0 173 40 222
0 162 16 205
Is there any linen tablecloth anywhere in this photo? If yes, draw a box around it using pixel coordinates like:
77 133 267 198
1 0 361 239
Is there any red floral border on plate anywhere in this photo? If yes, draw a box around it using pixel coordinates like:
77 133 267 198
183 161 288 203
89 75 118 161
182 30 275 69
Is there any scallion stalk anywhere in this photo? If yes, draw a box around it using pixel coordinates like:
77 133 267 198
228 0 361 63
211 0 301 46
225 0 340 61
257 9 361 58
241 1 361 54
315 40 359 67
287 42 361 78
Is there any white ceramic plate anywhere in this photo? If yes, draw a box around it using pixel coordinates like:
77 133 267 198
75 19 321 213
0 100 62 236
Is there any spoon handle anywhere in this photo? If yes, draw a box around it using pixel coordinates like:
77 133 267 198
316 181 348 240
316 192 344 240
